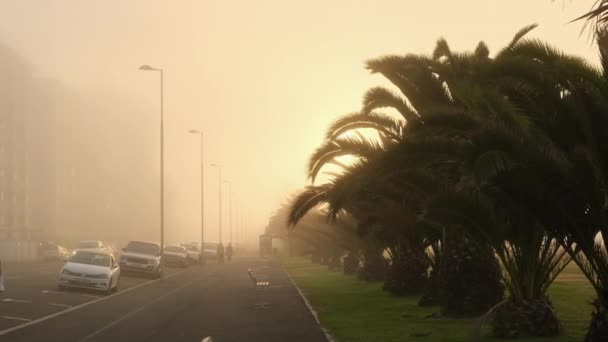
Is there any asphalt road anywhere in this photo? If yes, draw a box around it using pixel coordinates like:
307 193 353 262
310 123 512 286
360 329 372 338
0 257 327 342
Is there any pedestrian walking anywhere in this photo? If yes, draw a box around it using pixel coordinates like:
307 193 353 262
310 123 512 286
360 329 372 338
226 243 233 262
217 243 225 264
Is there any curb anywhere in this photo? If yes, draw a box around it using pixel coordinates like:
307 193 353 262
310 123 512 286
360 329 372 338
283 265 336 342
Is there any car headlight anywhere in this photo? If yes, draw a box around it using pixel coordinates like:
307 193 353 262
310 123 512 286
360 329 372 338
62 269 78 276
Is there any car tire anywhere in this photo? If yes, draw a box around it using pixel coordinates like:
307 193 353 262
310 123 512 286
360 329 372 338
113 278 120 292
58 284 65 291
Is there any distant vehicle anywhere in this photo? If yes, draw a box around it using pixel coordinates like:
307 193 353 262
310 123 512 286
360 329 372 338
119 241 162 278
164 245 189 268
58 249 120 294
181 243 201 264
40 244 70 261
77 240 109 251
203 243 218 259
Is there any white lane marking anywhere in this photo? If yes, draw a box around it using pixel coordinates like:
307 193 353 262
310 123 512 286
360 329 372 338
77 279 195 342
48 303 72 308
80 294 101 299
42 290 63 295
0 269 188 337
1 316 32 322
2 299 32 303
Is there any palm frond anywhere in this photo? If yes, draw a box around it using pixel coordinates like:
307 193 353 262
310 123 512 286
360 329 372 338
362 86 419 123
504 24 538 52
325 112 404 141
307 136 384 182
288 185 331 226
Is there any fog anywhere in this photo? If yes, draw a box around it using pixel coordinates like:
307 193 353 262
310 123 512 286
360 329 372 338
0 1 599 248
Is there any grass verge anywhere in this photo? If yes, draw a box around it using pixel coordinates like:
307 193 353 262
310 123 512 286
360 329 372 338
285 258 594 342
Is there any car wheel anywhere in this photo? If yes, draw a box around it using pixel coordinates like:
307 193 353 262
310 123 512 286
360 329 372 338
58 284 65 291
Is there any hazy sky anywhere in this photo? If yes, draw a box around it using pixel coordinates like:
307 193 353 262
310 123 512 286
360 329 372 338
0 1 599 244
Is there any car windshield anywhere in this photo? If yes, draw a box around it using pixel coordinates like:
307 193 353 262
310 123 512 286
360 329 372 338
125 242 160 255
69 252 110 267
78 241 99 249
184 245 198 251
165 246 184 252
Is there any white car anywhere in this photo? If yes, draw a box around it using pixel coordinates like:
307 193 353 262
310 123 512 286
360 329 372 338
181 243 201 264
59 249 120 294
164 245 189 268
77 240 109 251
41 244 70 261
119 241 163 278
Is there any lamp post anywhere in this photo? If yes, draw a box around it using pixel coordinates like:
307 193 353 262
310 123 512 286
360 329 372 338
210 164 222 244
223 181 233 244
189 130 205 264
139 64 165 277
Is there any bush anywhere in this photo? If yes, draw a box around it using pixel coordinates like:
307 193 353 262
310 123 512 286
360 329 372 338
343 252 359 275
383 250 429 295
358 251 387 282
311 252 321 264
328 254 342 271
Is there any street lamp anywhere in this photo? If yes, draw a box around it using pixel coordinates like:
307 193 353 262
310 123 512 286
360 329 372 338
139 64 165 277
210 163 222 244
189 130 205 264
223 180 233 244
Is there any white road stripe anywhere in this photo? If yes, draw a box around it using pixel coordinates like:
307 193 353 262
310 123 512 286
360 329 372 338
0 269 188 337
2 299 32 303
80 294 102 299
1 316 32 322
48 303 72 308
42 290 63 295
77 279 195 342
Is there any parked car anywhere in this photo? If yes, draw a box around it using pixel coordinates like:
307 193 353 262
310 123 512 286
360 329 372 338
181 243 201 264
58 249 120 294
77 240 109 251
164 245 189 268
203 243 218 259
119 241 162 278
40 243 70 261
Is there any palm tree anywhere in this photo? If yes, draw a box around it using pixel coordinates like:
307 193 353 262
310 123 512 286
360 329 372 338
480 31 608 341
416 25 608 338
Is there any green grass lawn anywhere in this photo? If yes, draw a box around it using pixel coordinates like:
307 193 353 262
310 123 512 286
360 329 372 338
285 258 595 342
